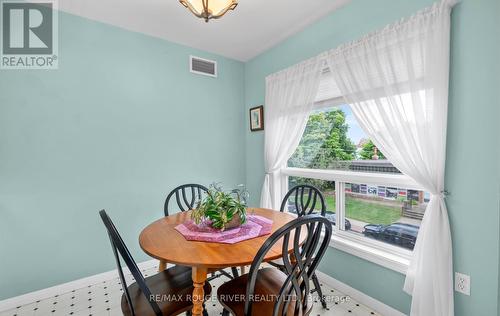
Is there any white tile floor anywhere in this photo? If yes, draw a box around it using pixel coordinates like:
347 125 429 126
0 266 381 316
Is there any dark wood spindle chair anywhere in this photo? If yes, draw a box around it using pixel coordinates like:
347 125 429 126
99 210 211 316
164 183 209 216
217 214 333 315
164 183 240 279
276 184 328 308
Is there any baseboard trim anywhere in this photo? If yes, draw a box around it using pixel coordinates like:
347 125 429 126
0 260 159 312
315 270 407 316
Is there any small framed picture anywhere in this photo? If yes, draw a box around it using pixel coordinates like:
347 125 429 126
249 105 264 131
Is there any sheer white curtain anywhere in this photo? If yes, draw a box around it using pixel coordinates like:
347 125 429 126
260 55 324 209
326 1 457 315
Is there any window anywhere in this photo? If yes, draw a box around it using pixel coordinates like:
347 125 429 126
281 104 428 273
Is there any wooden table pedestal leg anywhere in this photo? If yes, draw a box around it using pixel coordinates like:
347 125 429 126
192 267 208 316
158 260 167 272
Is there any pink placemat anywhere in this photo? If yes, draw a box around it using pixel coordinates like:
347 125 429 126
174 215 273 244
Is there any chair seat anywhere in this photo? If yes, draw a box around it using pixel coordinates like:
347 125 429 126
122 265 212 316
217 268 311 316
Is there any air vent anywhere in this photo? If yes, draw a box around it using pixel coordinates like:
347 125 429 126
190 55 217 77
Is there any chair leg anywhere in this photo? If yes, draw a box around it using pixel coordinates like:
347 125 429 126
312 272 327 308
202 307 209 316
231 267 239 278
219 270 234 279
222 308 230 316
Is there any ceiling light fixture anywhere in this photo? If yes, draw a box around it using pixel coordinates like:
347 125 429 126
179 0 238 22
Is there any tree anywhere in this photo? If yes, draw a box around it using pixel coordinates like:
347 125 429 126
359 140 386 160
289 109 356 190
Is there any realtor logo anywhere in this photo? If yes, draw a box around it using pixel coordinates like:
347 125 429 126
1 0 58 69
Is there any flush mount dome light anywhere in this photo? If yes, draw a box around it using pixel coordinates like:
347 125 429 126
179 0 238 22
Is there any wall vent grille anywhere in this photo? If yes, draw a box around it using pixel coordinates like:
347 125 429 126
190 56 217 77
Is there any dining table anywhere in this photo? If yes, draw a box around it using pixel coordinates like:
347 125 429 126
139 207 301 316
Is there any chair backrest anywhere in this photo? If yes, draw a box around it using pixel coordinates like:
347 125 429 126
280 185 326 217
245 214 332 316
99 210 162 316
164 183 208 216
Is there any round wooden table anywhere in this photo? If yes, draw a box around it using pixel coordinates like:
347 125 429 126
139 208 300 316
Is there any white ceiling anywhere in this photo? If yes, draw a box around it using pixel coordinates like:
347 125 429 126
58 0 351 61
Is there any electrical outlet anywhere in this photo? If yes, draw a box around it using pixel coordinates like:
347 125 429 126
455 272 470 295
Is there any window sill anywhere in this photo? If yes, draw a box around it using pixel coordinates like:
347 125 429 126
329 232 410 274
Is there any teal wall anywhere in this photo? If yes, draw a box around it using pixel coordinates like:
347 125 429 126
1 1 499 315
0 13 245 299
244 0 500 315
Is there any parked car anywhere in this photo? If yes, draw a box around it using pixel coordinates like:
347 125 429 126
326 213 352 231
362 222 419 250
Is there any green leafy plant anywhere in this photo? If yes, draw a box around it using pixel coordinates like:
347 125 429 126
191 183 248 231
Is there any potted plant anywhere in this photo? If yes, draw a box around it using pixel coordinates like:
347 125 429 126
191 183 248 231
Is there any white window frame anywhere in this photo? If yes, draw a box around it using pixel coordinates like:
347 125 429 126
280 166 424 274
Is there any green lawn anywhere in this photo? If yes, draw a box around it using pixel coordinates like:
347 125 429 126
324 195 401 225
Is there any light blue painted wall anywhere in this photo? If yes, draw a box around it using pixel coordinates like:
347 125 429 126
1 1 499 314
0 12 245 299
244 0 500 315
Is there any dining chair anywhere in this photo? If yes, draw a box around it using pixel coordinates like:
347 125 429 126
279 184 326 217
217 214 333 316
164 183 240 279
164 183 209 216
99 210 211 316
275 184 327 308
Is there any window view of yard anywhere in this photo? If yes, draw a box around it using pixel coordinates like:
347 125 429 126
287 105 427 250
323 194 402 225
